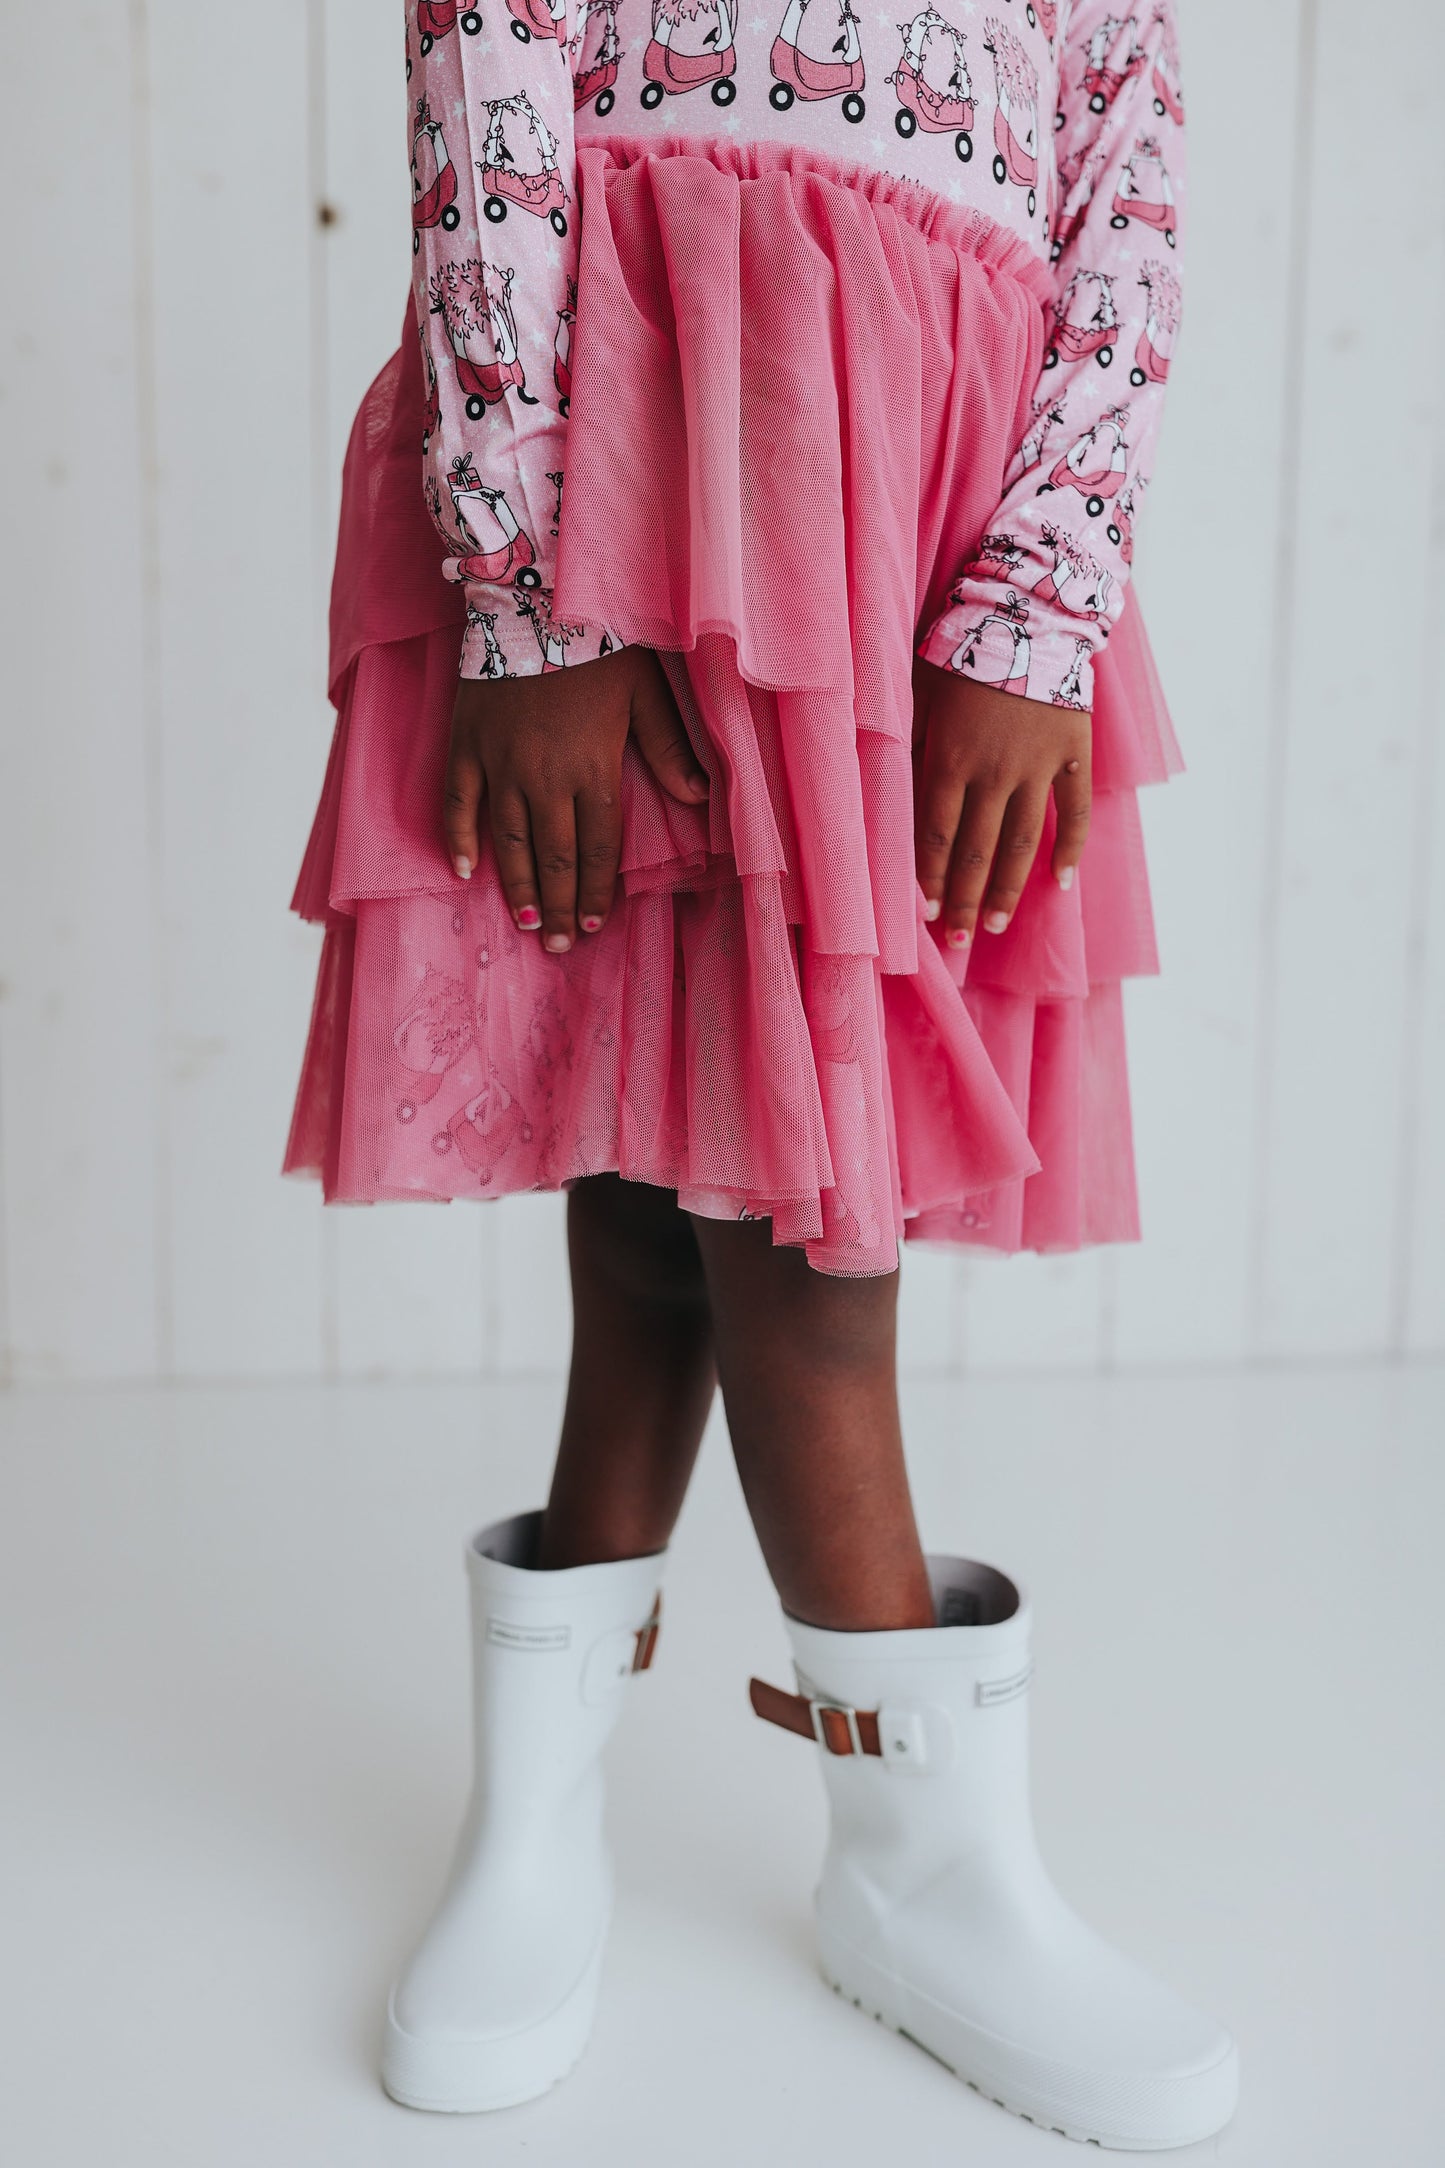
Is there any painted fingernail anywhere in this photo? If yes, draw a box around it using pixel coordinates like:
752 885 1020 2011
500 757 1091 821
923 896 941 922
983 909 1010 934
516 906 541 930
1056 864 1075 891
580 913 603 933
454 856 472 880
544 932 571 954
947 925 971 949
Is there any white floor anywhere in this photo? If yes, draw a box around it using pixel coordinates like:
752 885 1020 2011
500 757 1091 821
2 1363 1442 2167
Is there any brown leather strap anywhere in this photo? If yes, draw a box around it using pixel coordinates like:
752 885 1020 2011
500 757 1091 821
632 1593 662 1673
749 1676 882 1756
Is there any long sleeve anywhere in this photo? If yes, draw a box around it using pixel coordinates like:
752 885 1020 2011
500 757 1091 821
406 0 615 677
917 2 1186 711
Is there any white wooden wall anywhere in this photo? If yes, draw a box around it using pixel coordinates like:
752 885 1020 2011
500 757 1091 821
2 0 1442 1385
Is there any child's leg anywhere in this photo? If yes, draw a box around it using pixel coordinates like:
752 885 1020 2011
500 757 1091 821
688 1216 934 1632
536 1174 717 1569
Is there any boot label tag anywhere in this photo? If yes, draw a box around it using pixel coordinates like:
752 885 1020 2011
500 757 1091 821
976 1660 1032 1706
486 1617 571 1652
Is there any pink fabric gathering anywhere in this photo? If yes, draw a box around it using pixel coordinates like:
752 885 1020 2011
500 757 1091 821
285 139 1182 1275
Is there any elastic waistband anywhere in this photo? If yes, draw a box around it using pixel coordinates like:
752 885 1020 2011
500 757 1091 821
577 130 1056 310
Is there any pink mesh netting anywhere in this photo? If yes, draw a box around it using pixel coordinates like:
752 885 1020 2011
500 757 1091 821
285 137 1183 1275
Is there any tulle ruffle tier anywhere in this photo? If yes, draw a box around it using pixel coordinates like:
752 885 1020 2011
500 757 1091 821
285 136 1183 1275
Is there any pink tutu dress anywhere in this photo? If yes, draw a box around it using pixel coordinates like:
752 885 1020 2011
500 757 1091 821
285 2 1187 1276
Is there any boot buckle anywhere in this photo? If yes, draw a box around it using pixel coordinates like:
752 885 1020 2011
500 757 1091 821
631 1595 662 1673
809 1698 864 1756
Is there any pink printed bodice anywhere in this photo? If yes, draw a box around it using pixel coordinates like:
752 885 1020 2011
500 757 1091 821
407 0 1186 700
574 3 1056 255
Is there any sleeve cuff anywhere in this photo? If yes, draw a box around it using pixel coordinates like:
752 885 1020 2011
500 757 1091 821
458 584 626 680
917 602 1099 712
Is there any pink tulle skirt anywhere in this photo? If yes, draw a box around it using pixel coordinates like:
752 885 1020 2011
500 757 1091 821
285 136 1183 1276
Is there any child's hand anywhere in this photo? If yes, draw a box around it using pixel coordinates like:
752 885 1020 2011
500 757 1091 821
911 657 1092 948
445 646 709 953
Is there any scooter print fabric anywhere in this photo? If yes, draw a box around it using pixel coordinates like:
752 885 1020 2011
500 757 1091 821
408 0 1184 692
642 0 738 106
886 9 974 159
916 0 1185 705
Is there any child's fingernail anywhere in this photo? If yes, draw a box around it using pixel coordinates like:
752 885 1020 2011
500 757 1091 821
516 906 541 930
454 856 472 880
923 896 941 922
1055 865 1075 891
544 932 571 954
947 925 971 949
580 914 602 933
983 909 1009 934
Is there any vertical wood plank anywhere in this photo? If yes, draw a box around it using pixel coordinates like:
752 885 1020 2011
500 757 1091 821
318 0 493 1374
492 1195 571 1374
1400 437 1445 1354
145 0 327 1374
1111 0 1306 1367
334 1204 487 1375
1253 0 1445 1355
897 1246 963 1378
0 3 164 1380
962 1252 1107 1374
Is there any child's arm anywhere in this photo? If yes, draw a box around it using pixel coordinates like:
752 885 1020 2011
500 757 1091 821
917 0 1185 711
407 2 610 680
409 5 709 955
911 2 1184 947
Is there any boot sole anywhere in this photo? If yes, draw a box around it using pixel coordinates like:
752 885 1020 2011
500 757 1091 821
380 1935 605 2114
818 1922 1238 2153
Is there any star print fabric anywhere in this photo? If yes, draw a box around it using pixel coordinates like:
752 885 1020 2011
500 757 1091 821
408 0 1183 695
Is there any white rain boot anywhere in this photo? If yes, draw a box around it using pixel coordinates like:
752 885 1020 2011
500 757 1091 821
750 1555 1239 2150
381 1510 664 2113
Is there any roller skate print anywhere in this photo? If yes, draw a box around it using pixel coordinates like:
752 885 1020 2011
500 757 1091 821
477 93 571 235
769 0 866 122
887 9 974 161
642 0 740 107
